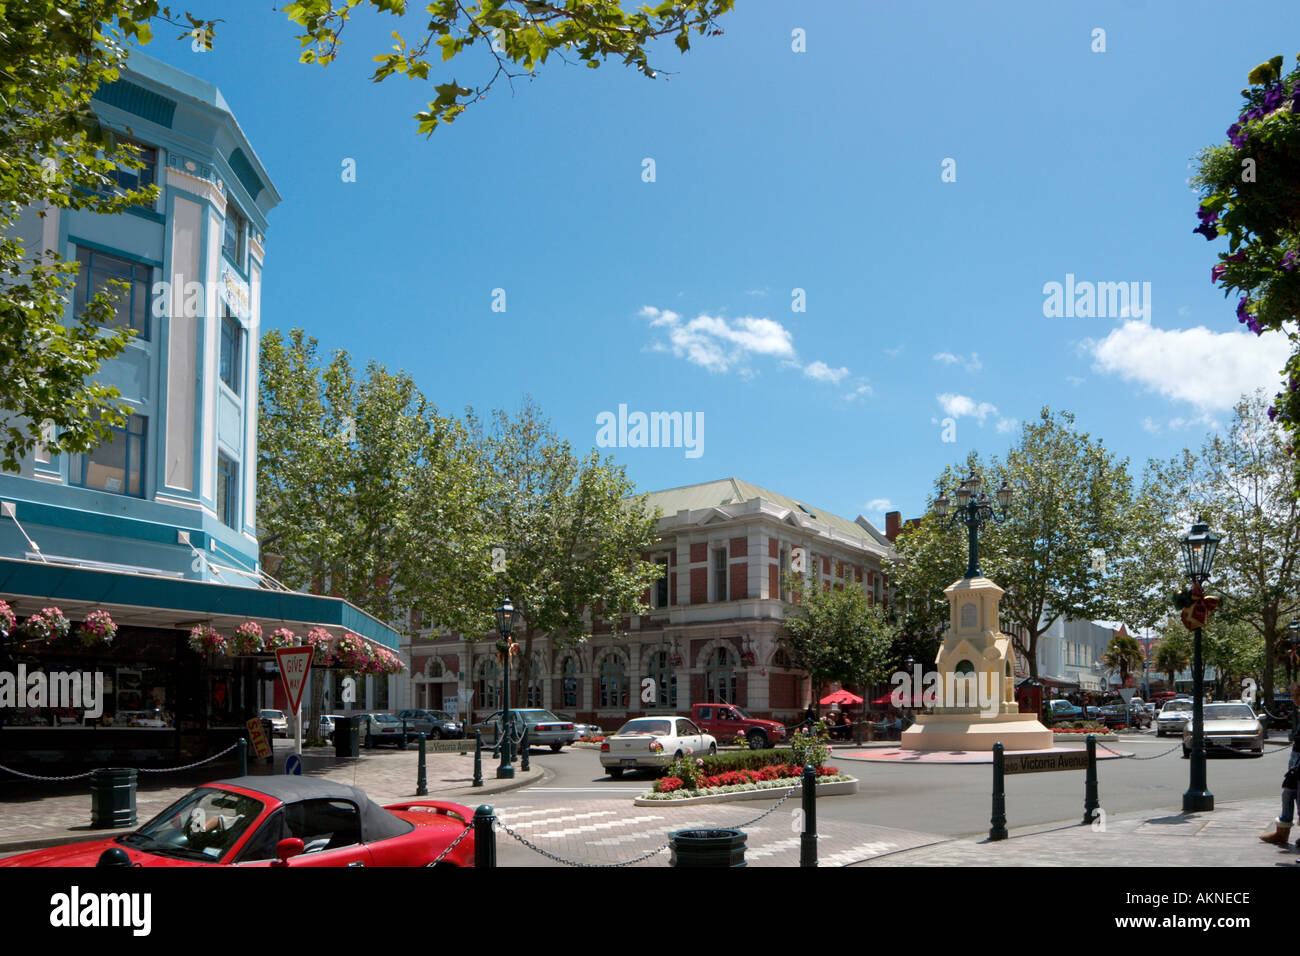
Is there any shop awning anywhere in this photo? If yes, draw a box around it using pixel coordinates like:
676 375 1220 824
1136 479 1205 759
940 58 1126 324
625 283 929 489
0 556 400 650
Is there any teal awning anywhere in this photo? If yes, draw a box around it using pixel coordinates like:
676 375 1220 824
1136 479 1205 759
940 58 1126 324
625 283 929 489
0 557 399 650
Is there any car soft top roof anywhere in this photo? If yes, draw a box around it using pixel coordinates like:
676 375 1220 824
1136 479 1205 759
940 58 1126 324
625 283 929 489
207 776 413 842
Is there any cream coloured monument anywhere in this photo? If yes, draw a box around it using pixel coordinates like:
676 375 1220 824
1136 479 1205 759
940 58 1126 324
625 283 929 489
900 574 1053 752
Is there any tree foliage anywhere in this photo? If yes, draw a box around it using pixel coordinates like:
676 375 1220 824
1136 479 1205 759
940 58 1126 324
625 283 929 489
1102 633 1145 686
783 571 896 692
281 0 736 133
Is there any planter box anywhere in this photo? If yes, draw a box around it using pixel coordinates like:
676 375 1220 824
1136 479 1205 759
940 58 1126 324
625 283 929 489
634 775 858 807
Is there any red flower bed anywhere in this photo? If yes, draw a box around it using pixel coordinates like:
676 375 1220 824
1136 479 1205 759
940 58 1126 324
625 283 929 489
655 763 840 793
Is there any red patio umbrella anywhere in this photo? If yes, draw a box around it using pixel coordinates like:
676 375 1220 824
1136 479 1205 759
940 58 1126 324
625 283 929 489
820 689 863 706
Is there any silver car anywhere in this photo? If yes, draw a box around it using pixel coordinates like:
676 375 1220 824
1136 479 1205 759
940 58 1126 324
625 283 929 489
1155 700 1193 737
1182 702 1265 757
471 709 576 752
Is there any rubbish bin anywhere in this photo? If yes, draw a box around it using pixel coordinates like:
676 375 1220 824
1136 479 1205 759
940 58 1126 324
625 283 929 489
334 715 360 759
669 828 747 867
89 768 137 829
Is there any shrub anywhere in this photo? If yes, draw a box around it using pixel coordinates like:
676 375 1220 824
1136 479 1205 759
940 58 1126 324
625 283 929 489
790 719 831 769
697 748 790 775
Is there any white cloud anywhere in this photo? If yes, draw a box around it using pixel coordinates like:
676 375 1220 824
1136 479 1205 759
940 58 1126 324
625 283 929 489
995 417 1018 433
1066 375 1085 386
804 361 849 385
1087 321 1288 411
933 351 982 372
864 498 892 513
1142 417 1160 434
937 393 999 424
844 383 874 402
884 346 903 358
933 352 959 365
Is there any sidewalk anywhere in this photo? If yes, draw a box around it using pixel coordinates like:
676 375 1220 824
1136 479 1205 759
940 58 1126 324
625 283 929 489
857 797 1297 866
0 742 540 854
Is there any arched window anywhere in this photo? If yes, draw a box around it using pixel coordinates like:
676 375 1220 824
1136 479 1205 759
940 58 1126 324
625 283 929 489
598 654 627 709
475 658 501 712
706 646 737 703
771 645 793 669
425 657 445 680
645 648 677 709
561 656 579 708
525 652 545 708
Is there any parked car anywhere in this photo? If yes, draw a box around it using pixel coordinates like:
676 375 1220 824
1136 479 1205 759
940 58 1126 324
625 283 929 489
554 712 602 738
690 703 786 750
599 716 717 778
0 776 475 867
394 709 464 740
355 712 408 746
1046 699 1083 723
1182 702 1265 757
259 709 289 738
470 709 576 752
319 714 349 741
1156 699 1194 736
1097 700 1151 729
1263 695 1296 730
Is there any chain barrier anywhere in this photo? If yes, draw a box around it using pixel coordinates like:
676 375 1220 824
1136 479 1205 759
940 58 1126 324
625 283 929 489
424 822 473 866
731 785 797 828
496 818 670 867
1096 737 1292 760
0 740 240 781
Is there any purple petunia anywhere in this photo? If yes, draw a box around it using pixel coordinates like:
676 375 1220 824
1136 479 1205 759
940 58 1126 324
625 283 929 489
1270 406 1279 421
1264 83 1284 113
1197 206 1219 224
1283 250 1297 271
1236 296 1261 334
1194 221 1218 240
1211 263 1227 283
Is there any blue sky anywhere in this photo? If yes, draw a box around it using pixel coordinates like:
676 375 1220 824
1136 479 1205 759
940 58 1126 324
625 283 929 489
135 1 1294 528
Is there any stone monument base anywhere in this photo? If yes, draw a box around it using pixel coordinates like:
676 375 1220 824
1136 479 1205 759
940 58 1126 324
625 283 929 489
901 712 1053 752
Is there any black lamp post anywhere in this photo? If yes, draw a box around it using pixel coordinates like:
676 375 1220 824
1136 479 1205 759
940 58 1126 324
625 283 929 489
1179 516 1219 813
1287 619 1300 741
494 597 519 780
933 472 1013 579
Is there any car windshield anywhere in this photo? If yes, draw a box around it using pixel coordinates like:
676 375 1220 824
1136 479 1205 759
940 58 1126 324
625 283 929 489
617 718 673 736
374 714 400 724
1163 702 1192 713
260 711 285 720
515 710 559 722
125 787 264 862
1205 705 1255 720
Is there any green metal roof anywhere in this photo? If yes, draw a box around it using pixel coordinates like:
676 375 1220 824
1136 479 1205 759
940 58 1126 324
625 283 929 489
644 478 889 550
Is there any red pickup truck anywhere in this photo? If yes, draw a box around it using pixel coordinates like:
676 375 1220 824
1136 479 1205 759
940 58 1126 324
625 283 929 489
691 703 787 750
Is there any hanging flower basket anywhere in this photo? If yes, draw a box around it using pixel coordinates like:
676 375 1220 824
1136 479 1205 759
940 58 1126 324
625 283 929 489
266 627 297 651
671 652 684 668
334 631 368 672
189 624 227 655
231 621 265 656
739 651 756 667
78 609 117 647
0 600 16 635
23 607 70 642
305 627 334 665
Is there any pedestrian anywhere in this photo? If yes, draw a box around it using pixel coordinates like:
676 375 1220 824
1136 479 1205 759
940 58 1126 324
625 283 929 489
803 702 817 732
1261 684 1300 847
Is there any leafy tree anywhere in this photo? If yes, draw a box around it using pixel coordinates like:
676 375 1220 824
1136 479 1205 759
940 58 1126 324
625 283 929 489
1151 392 1300 704
283 0 736 132
0 2 216 472
783 569 896 695
1190 54 1300 451
1202 615 1265 700
1102 633 1145 687
893 411 1139 680
467 398 663 705
1153 626 1191 691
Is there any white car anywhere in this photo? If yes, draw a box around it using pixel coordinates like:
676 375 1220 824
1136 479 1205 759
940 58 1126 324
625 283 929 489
1182 702 1266 757
259 709 289 738
599 716 717 779
1155 699 1193 736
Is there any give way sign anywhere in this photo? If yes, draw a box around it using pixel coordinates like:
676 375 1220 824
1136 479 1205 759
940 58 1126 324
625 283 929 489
275 646 315 715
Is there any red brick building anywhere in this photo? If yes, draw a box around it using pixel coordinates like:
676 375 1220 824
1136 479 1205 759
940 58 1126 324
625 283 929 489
406 478 897 726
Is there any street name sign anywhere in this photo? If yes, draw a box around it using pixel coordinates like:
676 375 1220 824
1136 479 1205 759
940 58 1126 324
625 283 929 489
1002 751 1091 774
275 646 315 714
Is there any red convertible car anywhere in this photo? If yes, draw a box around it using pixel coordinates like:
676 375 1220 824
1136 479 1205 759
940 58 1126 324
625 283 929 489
0 776 476 867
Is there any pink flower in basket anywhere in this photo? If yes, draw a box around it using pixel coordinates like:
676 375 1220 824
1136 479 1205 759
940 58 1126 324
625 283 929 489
0 600 16 634
266 627 297 651
188 624 227 655
79 609 117 646
334 631 367 671
25 607 70 641
305 627 334 665
231 621 264 655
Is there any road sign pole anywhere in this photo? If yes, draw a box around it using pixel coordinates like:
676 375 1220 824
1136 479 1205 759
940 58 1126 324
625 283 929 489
990 742 1008 841
295 704 303 758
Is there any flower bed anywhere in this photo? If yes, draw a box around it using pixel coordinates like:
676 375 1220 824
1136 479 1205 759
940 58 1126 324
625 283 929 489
641 770 854 802
655 762 839 794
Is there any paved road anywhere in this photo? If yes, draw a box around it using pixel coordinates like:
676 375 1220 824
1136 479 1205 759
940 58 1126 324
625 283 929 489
482 732 1291 865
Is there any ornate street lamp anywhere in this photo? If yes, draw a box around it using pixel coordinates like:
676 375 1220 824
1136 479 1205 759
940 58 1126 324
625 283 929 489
1178 516 1220 813
932 472 1013 579
494 597 519 780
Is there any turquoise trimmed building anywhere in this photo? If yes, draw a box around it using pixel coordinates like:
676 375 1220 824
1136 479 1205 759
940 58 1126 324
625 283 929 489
0 52 398 765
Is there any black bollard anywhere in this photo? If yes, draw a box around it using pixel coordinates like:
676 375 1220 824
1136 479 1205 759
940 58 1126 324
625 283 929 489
1082 734 1100 825
473 805 497 868
237 737 248 777
417 733 428 796
800 764 819 867
472 731 484 788
520 725 530 772
990 742 1008 841
400 719 408 751
365 719 374 750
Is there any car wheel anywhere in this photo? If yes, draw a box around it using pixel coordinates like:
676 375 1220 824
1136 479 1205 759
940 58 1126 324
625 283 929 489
708 743 717 756
746 731 767 751
550 742 563 753
429 728 443 740
675 750 684 760
608 767 623 779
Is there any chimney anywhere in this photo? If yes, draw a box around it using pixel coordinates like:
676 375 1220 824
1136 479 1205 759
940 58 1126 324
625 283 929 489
885 511 901 541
